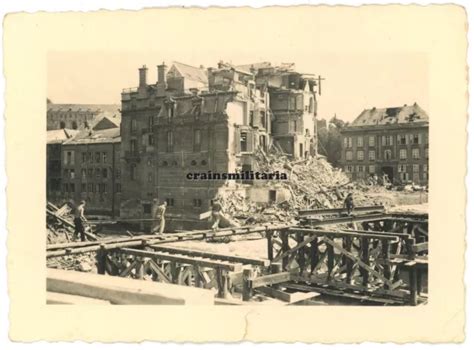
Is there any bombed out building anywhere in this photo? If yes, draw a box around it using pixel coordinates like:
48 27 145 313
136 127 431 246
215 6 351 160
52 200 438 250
119 61 321 230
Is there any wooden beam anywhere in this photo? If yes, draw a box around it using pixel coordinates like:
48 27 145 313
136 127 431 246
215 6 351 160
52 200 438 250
273 234 318 263
149 245 270 267
256 286 319 303
47 291 111 305
321 237 393 288
120 248 243 272
250 272 294 288
47 268 214 305
299 205 385 217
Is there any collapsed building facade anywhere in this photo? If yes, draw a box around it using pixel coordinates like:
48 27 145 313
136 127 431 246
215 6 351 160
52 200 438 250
340 103 429 185
119 61 320 230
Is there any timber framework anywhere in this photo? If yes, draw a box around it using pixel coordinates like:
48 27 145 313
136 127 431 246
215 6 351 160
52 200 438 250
46 205 428 306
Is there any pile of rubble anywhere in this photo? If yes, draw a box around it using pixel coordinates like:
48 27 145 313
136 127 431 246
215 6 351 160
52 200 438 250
218 148 396 225
46 202 97 271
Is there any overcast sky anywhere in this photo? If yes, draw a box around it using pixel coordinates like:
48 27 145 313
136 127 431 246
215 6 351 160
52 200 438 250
48 51 428 123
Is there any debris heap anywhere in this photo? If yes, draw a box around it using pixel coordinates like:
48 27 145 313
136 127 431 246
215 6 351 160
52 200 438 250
218 148 396 225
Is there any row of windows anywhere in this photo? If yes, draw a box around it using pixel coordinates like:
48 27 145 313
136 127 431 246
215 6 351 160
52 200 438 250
64 151 114 166
347 171 428 182
129 129 201 153
62 183 122 193
345 147 428 161
63 168 120 180
345 164 428 173
343 133 426 149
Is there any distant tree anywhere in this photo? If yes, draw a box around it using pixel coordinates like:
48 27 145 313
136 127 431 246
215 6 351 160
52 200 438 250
317 115 348 167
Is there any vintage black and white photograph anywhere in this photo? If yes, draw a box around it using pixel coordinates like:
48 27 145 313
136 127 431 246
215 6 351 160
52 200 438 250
45 52 429 306
4 2 469 343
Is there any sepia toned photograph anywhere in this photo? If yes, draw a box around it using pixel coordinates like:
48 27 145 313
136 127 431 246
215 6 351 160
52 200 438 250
46 52 429 306
5 4 467 342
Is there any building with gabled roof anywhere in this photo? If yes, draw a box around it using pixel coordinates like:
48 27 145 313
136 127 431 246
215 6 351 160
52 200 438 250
340 103 429 186
47 103 121 131
51 124 122 217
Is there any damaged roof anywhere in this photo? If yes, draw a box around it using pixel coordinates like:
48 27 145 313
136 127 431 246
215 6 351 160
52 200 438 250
351 103 429 127
47 129 80 144
64 127 121 145
169 62 208 85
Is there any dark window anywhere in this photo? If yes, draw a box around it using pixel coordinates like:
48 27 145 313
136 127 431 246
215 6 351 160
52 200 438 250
81 183 86 193
260 111 266 128
95 168 101 178
167 131 174 152
70 183 75 193
166 198 174 206
148 134 154 146
269 190 277 203
102 168 108 178
115 183 121 192
131 118 137 132
240 132 248 152
193 129 201 152
60 121 66 129
191 160 197 166
87 168 93 177
102 152 107 163
130 164 136 180
115 169 121 179
299 143 303 158
88 183 94 193
143 203 152 214
82 152 87 163
95 152 101 163
193 199 202 208
72 121 78 130
201 160 207 166
130 139 137 153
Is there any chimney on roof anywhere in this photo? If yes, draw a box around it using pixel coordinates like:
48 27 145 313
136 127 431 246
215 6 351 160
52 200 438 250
414 102 418 106
157 62 167 84
139 65 148 87
218 60 224 69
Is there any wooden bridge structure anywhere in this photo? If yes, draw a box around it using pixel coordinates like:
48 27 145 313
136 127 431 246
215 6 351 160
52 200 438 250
46 206 428 305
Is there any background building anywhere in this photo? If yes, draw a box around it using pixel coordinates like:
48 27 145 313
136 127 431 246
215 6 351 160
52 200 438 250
47 128 79 203
48 122 122 217
47 102 120 130
340 103 429 185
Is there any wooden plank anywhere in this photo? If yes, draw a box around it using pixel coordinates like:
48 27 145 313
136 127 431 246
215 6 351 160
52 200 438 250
413 242 429 253
47 291 111 305
47 268 214 305
282 283 402 304
299 205 385 217
120 248 242 272
256 286 319 303
288 227 400 241
250 272 294 288
150 245 270 267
